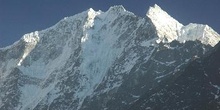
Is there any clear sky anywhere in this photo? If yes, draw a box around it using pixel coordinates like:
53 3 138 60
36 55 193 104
0 0 220 47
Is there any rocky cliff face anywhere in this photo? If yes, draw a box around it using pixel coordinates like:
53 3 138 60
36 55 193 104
129 42 220 110
0 4 219 110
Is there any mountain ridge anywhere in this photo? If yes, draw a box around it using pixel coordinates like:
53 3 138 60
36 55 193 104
0 4 219 110
1 4 219 51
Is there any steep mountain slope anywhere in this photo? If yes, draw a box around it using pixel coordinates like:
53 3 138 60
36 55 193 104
0 4 219 110
129 42 220 110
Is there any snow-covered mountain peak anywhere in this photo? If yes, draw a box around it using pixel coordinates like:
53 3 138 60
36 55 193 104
177 23 220 47
86 8 101 18
147 4 220 46
147 4 183 43
84 8 100 28
175 23 220 47
107 5 135 16
108 5 126 12
22 31 39 43
1 4 220 110
18 31 40 66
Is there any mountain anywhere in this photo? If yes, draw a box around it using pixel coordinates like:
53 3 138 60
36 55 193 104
128 42 220 110
0 4 219 110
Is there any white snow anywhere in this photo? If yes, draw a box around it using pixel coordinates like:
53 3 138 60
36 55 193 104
178 23 220 47
165 61 176 65
147 4 183 43
18 59 46 79
106 5 135 16
130 93 140 98
19 85 41 109
18 31 39 66
120 52 138 73
210 82 220 90
147 4 220 46
0 4 219 110
76 8 127 109
19 83 58 110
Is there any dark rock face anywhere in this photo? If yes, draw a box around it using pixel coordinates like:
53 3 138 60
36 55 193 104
0 68 21 110
80 41 213 110
129 43 220 110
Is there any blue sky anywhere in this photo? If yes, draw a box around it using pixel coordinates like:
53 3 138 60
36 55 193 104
0 0 220 47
